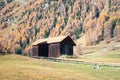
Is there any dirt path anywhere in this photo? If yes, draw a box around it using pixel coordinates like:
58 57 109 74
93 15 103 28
32 57 120 67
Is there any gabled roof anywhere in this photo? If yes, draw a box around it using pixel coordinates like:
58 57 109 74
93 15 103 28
31 36 76 46
31 36 67 45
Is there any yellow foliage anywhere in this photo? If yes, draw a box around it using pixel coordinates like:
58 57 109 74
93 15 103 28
14 30 21 42
116 25 120 41
100 12 108 18
22 35 26 42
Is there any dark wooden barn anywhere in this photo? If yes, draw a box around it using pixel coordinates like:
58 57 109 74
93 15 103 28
31 36 76 57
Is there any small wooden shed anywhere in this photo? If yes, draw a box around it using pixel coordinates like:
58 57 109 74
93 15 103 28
31 36 76 57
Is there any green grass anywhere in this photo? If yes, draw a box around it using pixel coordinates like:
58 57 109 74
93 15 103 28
101 50 120 58
79 42 120 63
0 54 120 80
79 49 120 63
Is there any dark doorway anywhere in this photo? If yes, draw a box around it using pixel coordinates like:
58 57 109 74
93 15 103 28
39 44 48 57
60 44 73 55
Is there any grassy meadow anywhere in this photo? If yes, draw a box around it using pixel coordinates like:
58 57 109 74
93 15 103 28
0 54 120 80
79 42 120 63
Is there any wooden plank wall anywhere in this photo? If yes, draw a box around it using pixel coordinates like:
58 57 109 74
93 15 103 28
32 46 39 56
49 43 60 57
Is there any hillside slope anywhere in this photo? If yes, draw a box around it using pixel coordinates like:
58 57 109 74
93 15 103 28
0 0 120 54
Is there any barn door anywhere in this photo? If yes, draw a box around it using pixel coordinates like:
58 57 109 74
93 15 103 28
49 43 60 57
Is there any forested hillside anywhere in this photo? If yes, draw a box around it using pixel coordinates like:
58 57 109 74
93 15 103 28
0 0 120 54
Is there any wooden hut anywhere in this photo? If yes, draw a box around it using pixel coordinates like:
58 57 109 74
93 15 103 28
31 36 76 57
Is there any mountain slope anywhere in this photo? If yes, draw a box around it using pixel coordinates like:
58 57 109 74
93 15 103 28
0 0 120 54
